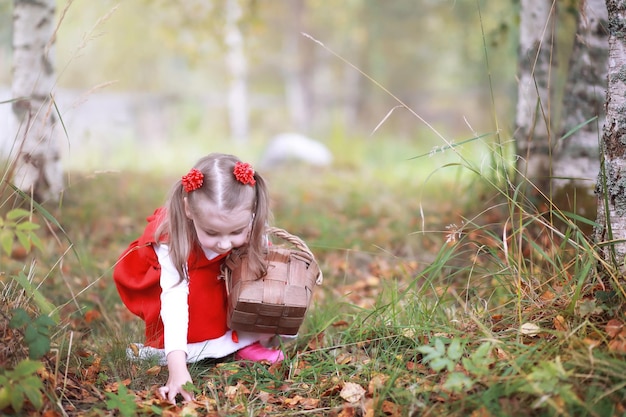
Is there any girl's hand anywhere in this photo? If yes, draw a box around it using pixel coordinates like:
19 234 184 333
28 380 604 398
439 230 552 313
159 350 194 404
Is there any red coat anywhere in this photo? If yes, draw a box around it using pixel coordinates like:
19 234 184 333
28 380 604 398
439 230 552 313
113 208 229 348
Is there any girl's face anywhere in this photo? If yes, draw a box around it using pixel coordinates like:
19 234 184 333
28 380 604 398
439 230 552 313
184 198 252 255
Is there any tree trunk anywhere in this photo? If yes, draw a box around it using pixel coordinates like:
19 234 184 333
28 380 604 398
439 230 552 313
11 0 62 203
595 0 626 273
551 0 608 223
515 0 555 194
225 0 248 142
283 0 312 132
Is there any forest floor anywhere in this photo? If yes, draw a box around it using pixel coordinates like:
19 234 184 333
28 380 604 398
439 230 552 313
1 155 625 416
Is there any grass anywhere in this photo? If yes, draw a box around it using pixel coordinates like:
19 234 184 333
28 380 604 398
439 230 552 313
1 134 626 416
3 1 624 413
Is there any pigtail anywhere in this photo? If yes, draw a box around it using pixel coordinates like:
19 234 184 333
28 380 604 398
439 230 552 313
246 173 272 279
156 181 194 282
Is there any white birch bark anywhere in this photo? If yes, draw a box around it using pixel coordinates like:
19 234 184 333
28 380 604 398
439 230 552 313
596 0 626 272
515 0 555 191
11 0 62 203
553 0 608 194
225 0 248 142
283 0 309 131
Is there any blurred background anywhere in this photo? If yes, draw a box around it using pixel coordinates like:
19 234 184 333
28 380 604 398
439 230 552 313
0 0 518 175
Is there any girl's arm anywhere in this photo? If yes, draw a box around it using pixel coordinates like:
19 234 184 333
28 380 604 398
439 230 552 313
155 243 194 403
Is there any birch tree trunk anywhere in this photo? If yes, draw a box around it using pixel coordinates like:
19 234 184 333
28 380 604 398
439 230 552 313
595 0 626 273
225 0 248 142
551 0 608 222
283 0 311 131
515 0 555 193
11 0 62 203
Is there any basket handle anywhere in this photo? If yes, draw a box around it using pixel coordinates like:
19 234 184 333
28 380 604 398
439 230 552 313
266 227 323 285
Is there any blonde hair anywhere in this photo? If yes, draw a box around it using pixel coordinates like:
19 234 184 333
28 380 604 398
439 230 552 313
155 153 272 281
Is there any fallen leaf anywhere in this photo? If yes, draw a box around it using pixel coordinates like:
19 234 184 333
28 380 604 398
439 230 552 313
553 315 568 332
307 332 325 350
282 395 320 410
381 400 403 416
129 343 140 357
582 338 602 349
336 353 353 365
608 338 626 354
145 365 161 376
338 405 357 417
495 348 510 360
299 397 321 410
10 246 29 260
321 382 342 397
104 378 131 393
84 309 102 324
520 322 540 337
367 374 388 395
284 395 305 407
340 382 366 403
576 298 603 317
180 401 205 417
406 361 419 371
539 290 555 302
83 356 101 383
606 319 624 338
224 385 238 400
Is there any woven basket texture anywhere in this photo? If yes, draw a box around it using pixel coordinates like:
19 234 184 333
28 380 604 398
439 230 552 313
224 228 322 335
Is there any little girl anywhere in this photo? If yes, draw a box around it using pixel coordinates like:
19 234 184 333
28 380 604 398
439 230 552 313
113 153 284 404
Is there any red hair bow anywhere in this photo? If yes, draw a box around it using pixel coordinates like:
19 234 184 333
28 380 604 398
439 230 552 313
182 168 204 192
233 162 256 186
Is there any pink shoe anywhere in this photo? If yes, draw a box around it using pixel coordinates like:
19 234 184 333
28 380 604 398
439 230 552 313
235 342 284 364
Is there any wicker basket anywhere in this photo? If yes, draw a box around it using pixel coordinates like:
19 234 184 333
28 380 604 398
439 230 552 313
222 227 323 335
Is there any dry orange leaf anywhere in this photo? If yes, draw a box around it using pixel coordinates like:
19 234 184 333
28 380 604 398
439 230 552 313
553 315 568 332
83 356 101 383
299 397 321 410
381 400 403 416
336 352 354 365
145 365 161 376
283 395 320 410
338 405 357 417
84 309 102 324
583 338 602 349
606 319 624 338
406 361 419 371
307 332 325 350
105 378 131 393
129 343 140 357
283 395 305 407
608 338 626 354
321 384 342 398
10 246 29 260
